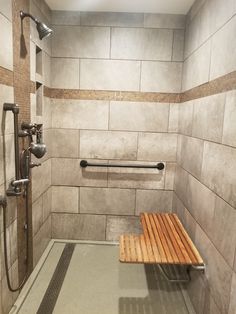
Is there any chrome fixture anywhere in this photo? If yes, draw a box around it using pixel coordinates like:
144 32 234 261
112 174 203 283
80 160 165 170
20 10 53 40
21 122 47 159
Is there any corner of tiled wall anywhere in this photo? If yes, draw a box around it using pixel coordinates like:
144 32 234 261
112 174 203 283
175 1 236 313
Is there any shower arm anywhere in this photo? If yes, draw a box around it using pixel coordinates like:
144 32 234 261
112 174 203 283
20 11 39 24
3 103 29 196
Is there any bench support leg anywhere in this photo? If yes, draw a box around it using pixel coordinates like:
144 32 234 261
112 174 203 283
156 265 191 283
156 264 206 283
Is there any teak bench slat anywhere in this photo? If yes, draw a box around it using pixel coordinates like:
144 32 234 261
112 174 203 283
119 213 204 265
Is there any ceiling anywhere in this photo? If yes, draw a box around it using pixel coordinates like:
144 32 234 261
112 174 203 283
45 0 194 14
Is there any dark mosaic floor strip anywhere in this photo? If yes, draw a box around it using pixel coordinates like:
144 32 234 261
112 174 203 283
37 243 75 314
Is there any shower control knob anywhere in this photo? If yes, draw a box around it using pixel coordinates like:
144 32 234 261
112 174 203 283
30 162 41 168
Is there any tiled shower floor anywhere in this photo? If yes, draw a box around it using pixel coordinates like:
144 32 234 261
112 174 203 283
12 241 195 314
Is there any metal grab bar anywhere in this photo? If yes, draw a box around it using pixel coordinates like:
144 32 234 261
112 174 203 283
80 160 165 170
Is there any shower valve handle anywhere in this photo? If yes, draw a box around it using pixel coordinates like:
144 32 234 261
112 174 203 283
30 162 41 168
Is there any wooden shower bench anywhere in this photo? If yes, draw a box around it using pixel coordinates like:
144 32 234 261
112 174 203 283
119 213 204 268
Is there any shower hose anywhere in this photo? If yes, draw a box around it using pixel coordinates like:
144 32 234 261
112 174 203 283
2 185 30 292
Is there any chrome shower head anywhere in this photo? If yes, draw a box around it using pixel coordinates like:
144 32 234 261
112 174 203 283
20 11 53 40
36 21 53 40
29 142 47 159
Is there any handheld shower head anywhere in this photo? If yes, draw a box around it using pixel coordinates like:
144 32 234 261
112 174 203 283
20 11 53 40
29 142 47 159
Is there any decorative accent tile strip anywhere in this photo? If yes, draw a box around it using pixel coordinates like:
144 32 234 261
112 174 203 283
48 88 181 103
181 71 236 102
0 66 14 87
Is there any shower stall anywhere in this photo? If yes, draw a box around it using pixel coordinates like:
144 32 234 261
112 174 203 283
0 0 236 313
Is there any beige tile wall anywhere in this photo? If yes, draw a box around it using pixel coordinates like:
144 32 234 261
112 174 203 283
50 97 176 240
175 97 236 313
1 3 234 313
182 0 236 91
48 11 185 242
175 2 236 313
51 11 185 92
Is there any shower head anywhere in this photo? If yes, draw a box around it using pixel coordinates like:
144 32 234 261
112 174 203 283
20 11 53 40
36 21 53 40
29 142 47 159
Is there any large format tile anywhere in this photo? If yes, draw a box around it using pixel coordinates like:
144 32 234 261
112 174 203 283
52 26 110 58
135 190 173 215
80 130 138 160
0 134 17 185
0 84 14 136
51 99 109 130
210 16 236 80
195 225 233 313
210 197 236 268
80 59 141 91
207 0 235 36
178 101 193 136
42 97 52 129
52 158 108 188
174 166 189 206
0 0 12 21
222 90 236 148
201 142 236 208
80 187 135 215
33 217 51 267
184 12 201 58
51 58 80 89
144 14 186 29
168 103 179 133
32 197 43 236
192 94 225 142
52 213 106 240
137 133 177 162
141 61 182 93
182 41 211 91
42 187 52 221
32 159 51 202
172 30 185 62
164 163 176 190
43 52 51 87
186 175 216 234
50 129 79 158
0 13 13 70
106 216 141 241
187 273 206 314
203 290 222 314
52 10 80 25
51 158 80 186
81 12 144 27
52 186 79 213
108 161 165 190
178 135 204 179
111 28 173 61
110 101 169 132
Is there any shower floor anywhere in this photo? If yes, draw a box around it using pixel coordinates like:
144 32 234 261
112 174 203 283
11 241 195 314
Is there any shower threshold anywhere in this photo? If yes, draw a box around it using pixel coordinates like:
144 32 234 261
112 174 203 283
10 240 196 314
